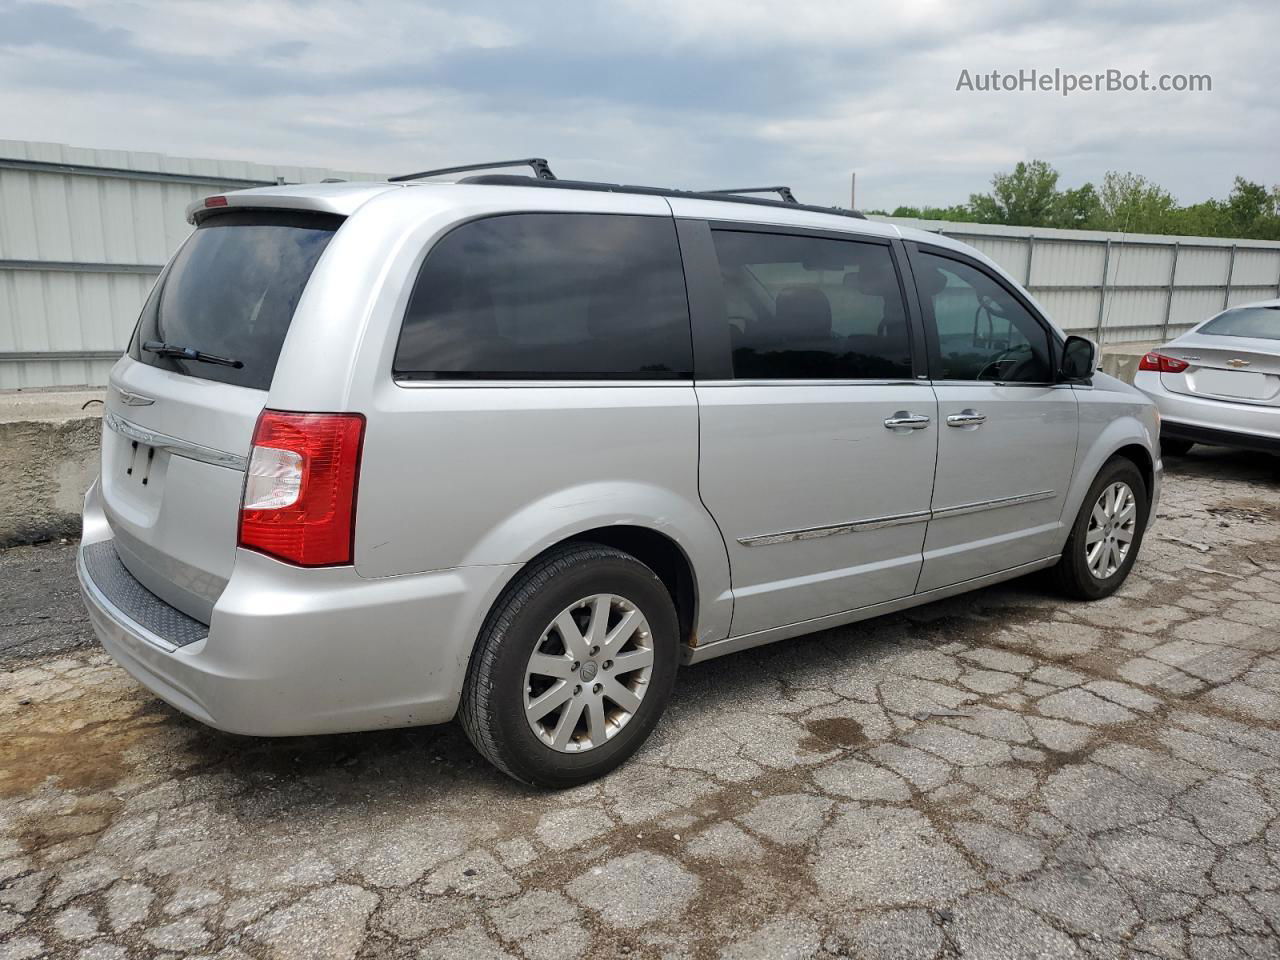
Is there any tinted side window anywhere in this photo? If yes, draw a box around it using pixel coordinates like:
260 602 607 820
709 230 913 380
130 211 341 390
394 213 692 379
915 253 1053 382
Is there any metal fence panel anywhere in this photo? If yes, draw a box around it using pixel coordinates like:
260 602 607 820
0 139 380 388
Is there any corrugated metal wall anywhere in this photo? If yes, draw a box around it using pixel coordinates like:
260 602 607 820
5 140 1280 388
0 140 380 389
878 217 1280 346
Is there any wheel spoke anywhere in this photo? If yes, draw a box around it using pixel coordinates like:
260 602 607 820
553 609 592 662
602 608 643 656
551 697 584 749
1092 503 1108 528
602 676 643 714
584 698 607 748
1114 527 1134 545
1085 525 1106 544
1109 541 1122 573
610 647 654 674
587 595 611 648
526 680 574 724
1086 542 1104 576
528 652 575 680
1115 503 1136 526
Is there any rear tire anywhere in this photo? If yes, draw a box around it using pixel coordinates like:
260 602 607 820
1161 438 1194 457
1051 457 1149 601
459 543 679 788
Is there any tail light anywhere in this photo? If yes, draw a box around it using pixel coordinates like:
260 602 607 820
239 411 365 567
1139 352 1190 374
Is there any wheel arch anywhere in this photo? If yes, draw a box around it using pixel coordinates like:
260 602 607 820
1061 413 1160 548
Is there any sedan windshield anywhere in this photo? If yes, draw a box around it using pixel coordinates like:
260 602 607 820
1199 306 1280 340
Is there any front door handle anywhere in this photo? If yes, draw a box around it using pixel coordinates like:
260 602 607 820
947 409 987 428
884 412 931 431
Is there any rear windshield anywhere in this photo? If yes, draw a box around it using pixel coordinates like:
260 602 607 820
1199 306 1280 341
129 211 343 390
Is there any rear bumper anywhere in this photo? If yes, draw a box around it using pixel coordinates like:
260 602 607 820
1161 420 1280 454
78 479 514 736
1135 370 1280 452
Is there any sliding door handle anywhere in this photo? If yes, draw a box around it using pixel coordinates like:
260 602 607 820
884 412 931 430
947 409 987 428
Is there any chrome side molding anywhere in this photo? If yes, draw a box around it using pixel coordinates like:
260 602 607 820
738 490 1056 547
739 510 931 547
931 489 1055 520
105 411 248 471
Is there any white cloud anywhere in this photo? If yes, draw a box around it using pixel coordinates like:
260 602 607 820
1 0 1276 211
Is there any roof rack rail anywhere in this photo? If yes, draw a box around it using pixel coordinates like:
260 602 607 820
389 158 557 183
446 172 868 221
704 186 798 204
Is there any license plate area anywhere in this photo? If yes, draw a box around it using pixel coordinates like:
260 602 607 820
1191 368 1271 401
124 439 159 487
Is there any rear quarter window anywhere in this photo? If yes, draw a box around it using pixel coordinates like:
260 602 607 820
129 211 343 390
394 213 693 380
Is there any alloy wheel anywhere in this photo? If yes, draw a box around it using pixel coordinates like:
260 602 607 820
523 594 654 752
1085 481 1137 579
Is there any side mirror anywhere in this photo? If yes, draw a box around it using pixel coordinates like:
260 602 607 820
1060 335 1098 381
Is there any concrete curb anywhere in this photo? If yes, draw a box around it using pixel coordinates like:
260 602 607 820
1 390 102 546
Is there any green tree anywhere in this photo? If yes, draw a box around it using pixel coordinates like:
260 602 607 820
1048 183 1102 229
968 160 1060 226
1096 171 1178 233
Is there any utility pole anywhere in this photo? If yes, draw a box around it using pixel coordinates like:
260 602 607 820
850 172 857 209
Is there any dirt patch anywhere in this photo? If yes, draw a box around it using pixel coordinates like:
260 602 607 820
1207 497 1280 526
801 716 868 752
0 703 156 799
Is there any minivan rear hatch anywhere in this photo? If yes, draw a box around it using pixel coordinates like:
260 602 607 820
102 209 342 622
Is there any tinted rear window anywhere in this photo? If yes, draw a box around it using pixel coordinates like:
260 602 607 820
1199 306 1280 340
130 211 342 390
394 213 692 380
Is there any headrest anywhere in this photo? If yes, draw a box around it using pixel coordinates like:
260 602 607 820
773 286 832 340
915 267 950 303
844 261 901 301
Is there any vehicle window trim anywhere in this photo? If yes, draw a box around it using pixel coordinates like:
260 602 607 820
906 241 1063 385
391 210 696 383
682 219 924 383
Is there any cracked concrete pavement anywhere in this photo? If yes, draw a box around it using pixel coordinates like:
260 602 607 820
2 450 1279 959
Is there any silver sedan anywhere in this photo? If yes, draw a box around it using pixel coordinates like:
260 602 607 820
1134 298 1280 456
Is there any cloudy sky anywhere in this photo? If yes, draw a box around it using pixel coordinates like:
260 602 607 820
1 0 1276 210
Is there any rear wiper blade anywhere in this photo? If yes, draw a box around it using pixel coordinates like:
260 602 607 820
142 340 244 369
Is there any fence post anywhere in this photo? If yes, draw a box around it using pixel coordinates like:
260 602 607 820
1094 239 1112 342
1162 242 1180 342
1223 244 1237 310
1025 235 1035 285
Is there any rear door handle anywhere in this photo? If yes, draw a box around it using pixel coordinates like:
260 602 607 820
946 409 987 428
884 412 931 430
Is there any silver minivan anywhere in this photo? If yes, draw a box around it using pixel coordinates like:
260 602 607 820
78 160 1161 786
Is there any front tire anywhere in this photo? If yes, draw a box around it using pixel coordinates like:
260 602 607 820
1051 457 1149 601
460 543 680 788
